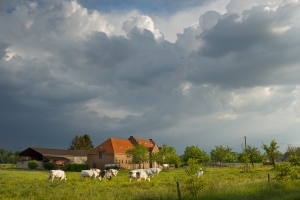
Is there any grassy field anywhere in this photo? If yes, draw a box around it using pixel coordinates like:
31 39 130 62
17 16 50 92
1 166 300 200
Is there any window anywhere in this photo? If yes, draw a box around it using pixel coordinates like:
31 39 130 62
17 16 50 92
98 151 103 159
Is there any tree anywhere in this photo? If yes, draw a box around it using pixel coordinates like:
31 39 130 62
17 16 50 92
184 158 206 199
0 149 19 164
69 134 94 151
152 144 181 167
239 145 265 169
262 140 282 169
283 145 300 161
210 145 233 167
182 145 210 165
126 144 149 169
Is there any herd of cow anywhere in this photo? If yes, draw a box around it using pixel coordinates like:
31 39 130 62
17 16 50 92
48 167 204 183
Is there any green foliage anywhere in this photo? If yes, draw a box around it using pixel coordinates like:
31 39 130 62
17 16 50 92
239 145 266 171
0 149 20 164
43 162 58 170
274 162 298 181
210 145 233 167
68 134 94 151
184 158 206 199
152 144 181 167
262 140 282 169
289 154 300 166
182 145 210 165
126 144 149 169
28 160 39 170
64 163 89 172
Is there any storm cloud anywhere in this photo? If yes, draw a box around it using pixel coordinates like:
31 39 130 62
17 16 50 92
1 0 300 154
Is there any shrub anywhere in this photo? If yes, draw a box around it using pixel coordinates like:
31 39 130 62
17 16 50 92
43 162 58 170
275 162 297 181
64 163 89 172
28 160 39 170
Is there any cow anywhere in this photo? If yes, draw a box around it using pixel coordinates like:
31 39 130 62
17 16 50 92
109 169 118 177
148 168 162 175
90 168 101 175
162 164 169 169
197 168 204 178
100 170 112 180
137 169 153 177
80 170 101 180
48 170 67 183
128 170 137 182
136 170 150 182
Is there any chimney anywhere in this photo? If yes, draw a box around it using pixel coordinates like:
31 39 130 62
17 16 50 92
149 139 156 145
128 136 138 145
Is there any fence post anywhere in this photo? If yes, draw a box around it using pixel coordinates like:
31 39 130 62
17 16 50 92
268 174 270 185
177 181 181 200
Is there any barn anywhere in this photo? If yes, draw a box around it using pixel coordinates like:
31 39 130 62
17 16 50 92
17 147 88 169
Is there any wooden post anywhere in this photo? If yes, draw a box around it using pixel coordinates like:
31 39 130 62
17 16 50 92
177 182 181 200
268 174 270 185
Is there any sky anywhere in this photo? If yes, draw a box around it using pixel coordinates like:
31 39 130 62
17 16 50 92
1 0 300 155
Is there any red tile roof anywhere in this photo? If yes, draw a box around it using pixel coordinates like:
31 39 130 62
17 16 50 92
88 137 157 155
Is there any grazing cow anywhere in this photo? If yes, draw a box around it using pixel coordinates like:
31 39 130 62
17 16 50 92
197 168 203 178
48 170 67 183
148 168 162 175
137 169 153 177
100 170 112 180
136 170 150 182
80 170 101 180
128 170 137 181
90 168 101 175
109 169 118 177
162 164 169 169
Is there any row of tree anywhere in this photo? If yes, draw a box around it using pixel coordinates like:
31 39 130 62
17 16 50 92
124 139 291 170
0 149 20 164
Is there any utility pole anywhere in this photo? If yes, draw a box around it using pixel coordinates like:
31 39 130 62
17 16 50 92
244 136 246 149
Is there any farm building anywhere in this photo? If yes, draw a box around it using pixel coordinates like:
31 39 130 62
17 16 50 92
17 147 88 169
86 136 160 170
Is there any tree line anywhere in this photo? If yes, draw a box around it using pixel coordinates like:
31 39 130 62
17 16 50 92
3 134 300 169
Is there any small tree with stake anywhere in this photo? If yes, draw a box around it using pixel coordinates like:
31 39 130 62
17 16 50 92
184 158 206 200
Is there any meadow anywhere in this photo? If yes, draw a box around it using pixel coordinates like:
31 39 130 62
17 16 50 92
1 166 300 200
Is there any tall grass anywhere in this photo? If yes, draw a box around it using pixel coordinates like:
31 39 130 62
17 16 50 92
1 166 300 199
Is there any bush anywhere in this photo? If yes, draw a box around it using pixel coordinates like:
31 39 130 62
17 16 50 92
43 162 58 170
275 162 297 181
28 160 39 170
64 163 89 172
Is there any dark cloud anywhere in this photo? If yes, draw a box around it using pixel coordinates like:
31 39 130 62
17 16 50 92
1 0 300 154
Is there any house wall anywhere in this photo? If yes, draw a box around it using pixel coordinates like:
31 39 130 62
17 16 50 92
87 153 115 169
87 153 158 170
16 161 43 169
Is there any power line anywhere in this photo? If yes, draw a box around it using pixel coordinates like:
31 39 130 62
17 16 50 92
201 138 244 150
247 137 300 146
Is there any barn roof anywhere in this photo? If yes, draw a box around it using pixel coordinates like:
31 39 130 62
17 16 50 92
19 147 88 157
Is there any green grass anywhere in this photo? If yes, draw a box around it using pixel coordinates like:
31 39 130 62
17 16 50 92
1 166 300 199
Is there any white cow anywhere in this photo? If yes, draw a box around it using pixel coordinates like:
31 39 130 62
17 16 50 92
80 170 101 180
109 169 118 177
90 168 101 175
136 170 150 182
137 169 153 177
128 170 137 182
162 164 169 169
197 168 204 178
100 170 112 180
48 170 67 183
148 168 162 175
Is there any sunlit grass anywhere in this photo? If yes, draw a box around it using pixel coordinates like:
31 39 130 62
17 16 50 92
1 166 300 199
